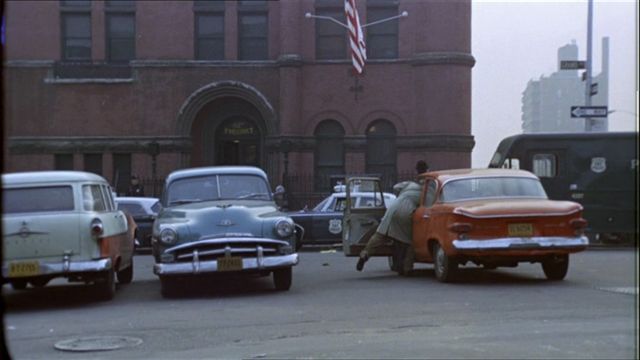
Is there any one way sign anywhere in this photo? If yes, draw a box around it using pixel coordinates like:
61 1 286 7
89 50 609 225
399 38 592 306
570 106 608 118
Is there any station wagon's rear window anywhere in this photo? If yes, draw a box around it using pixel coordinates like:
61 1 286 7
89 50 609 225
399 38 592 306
3 186 75 213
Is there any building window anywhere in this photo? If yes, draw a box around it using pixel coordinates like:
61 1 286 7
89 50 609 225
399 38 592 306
366 119 397 190
105 0 135 6
54 154 74 170
366 1 398 59
106 1 135 63
84 153 103 176
195 13 224 60
314 120 345 192
315 0 346 60
112 153 131 196
532 154 556 178
61 11 92 61
238 1 268 60
61 0 91 6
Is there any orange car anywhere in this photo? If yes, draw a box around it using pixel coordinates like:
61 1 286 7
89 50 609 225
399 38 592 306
341 169 589 282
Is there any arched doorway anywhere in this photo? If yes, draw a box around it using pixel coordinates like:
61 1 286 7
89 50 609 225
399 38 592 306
189 97 266 167
366 119 397 190
176 81 277 169
314 119 345 191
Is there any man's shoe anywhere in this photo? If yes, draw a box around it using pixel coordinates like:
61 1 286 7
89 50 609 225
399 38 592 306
356 256 367 271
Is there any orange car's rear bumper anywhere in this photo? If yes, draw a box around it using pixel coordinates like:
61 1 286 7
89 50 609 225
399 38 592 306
452 236 588 252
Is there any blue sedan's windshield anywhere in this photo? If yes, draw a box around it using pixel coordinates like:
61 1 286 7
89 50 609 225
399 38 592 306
441 177 548 203
167 174 271 205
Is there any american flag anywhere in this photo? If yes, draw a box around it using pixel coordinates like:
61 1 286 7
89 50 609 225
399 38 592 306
345 0 366 74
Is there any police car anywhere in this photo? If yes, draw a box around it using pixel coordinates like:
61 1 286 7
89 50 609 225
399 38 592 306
289 184 396 249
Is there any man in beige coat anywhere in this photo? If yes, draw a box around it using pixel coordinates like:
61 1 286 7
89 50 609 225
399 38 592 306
356 161 428 274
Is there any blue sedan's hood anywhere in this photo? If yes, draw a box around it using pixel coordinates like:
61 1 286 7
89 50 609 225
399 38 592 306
156 200 284 241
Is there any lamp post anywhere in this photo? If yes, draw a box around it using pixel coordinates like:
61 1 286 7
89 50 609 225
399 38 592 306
148 141 160 197
584 0 594 131
280 139 292 210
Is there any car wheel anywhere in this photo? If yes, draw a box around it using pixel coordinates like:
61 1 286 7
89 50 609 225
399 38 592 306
95 268 116 301
30 278 50 288
273 267 292 291
11 280 27 290
117 257 134 284
542 254 569 281
160 276 179 298
433 242 457 283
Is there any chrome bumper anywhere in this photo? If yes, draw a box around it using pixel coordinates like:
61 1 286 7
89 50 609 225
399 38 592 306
153 254 299 276
2 258 112 279
453 236 589 250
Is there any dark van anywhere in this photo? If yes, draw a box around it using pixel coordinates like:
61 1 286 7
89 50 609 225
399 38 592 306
489 132 638 244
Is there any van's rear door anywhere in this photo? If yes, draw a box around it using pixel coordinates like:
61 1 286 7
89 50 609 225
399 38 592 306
2 185 82 261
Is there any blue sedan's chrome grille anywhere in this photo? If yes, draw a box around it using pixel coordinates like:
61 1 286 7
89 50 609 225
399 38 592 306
166 238 288 262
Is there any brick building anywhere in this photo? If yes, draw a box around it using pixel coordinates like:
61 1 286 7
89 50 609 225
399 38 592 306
2 0 475 200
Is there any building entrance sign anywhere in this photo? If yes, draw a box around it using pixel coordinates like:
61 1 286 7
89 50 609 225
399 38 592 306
216 118 260 166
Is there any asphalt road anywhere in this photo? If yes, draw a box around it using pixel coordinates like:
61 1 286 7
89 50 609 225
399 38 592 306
2 248 638 359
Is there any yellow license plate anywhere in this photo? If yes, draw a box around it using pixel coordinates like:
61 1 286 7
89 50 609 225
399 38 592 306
8 261 40 277
218 257 243 272
508 223 533 237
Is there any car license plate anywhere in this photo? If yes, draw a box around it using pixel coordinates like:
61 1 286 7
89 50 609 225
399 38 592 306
8 261 40 277
508 223 533 237
218 257 243 272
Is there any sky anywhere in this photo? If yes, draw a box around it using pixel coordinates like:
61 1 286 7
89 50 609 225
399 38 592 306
470 0 638 167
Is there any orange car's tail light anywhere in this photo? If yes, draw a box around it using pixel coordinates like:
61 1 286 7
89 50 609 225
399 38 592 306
449 222 473 234
570 218 588 229
570 218 588 235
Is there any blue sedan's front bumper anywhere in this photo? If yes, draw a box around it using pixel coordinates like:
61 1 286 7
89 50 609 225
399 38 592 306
153 254 298 275
153 237 299 276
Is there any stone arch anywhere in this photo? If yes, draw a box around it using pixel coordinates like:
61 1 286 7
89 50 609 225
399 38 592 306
357 109 407 135
305 110 355 135
177 81 277 137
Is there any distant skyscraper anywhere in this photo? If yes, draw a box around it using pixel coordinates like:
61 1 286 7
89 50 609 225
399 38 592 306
521 38 609 133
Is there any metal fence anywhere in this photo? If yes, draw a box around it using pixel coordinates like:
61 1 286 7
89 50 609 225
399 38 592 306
136 170 416 209
140 178 165 198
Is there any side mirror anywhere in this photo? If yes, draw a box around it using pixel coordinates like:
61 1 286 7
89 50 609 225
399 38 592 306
273 185 287 210
273 185 285 196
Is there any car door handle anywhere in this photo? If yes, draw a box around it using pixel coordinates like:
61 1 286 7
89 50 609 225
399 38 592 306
422 214 430 219
360 220 375 226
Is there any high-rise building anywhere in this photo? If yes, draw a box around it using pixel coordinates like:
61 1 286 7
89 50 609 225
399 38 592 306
521 38 609 133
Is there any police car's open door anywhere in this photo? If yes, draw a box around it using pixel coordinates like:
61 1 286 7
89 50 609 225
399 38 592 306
341 177 393 257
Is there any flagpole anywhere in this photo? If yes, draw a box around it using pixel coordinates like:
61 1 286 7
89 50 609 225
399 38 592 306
304 11 408 30
361 11 408 28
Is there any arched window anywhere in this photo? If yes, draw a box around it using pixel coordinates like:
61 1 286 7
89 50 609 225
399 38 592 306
366 119 397 190
314 120 345 191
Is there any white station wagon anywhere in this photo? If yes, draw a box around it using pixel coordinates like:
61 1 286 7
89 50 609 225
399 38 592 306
2 171 136 300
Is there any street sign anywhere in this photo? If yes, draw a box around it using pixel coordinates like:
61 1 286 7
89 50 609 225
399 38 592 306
590 83 598 96
560 60 586 70
570 106 608 118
